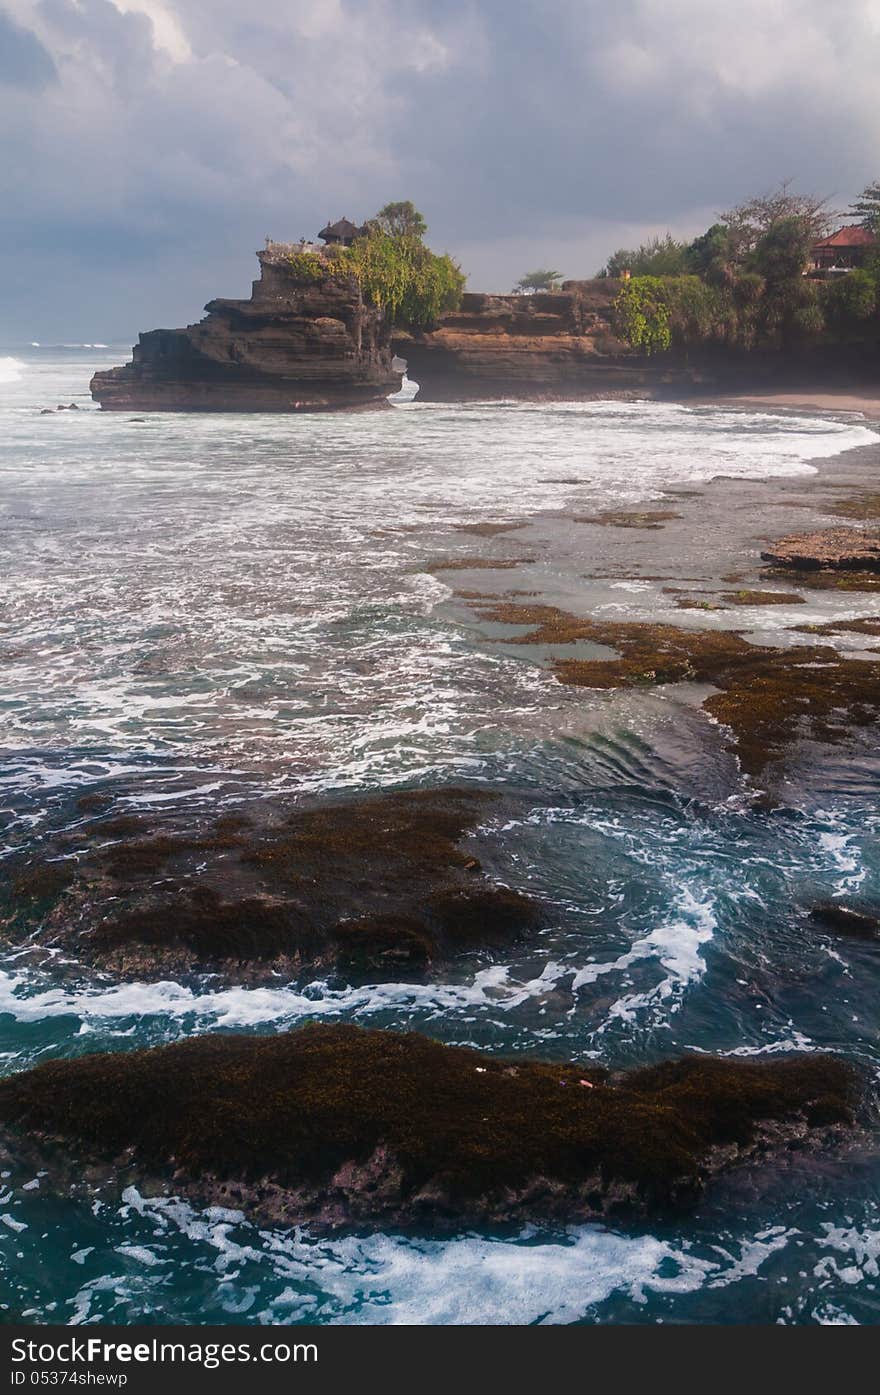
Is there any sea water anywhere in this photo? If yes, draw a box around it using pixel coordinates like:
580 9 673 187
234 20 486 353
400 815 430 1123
1 346 880 1325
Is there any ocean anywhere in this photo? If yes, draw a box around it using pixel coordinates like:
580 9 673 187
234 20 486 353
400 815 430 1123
1 346 880 1325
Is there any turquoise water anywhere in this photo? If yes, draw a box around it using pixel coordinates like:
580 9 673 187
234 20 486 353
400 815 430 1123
1 348 880 1325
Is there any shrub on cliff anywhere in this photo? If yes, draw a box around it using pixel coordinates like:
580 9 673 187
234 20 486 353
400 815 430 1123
612 277 672 354
601 235 689 278
614 274 759 353
331 229 465 328
285 250 327 282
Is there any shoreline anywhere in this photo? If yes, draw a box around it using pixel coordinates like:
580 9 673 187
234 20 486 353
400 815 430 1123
685 385 880 423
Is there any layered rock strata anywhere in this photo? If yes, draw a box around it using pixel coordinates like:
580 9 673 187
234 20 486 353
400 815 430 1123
392 282 684 401
90 244 398 412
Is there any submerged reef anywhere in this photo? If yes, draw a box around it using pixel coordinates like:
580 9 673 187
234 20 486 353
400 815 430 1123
90 244 397 412
1 788 539 981
0 1025 860 1230
474 602 880 779
572 509 682 529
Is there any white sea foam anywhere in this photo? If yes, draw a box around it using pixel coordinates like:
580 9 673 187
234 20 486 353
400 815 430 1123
0 356 23 383
571 885 716 1025
0 961 565 1031
104 1190 717 1325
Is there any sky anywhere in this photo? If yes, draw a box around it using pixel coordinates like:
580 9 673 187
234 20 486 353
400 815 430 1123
2 0 880 341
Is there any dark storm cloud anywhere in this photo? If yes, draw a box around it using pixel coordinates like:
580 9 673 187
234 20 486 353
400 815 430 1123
1 0 878 338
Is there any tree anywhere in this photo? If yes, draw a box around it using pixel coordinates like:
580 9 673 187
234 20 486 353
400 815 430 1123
513 269 564 293
752 217 821 348
330 229 464 327
752 216 814 284
370 201 428 240
719 179 835 257
684 223 736 283
822 269 878 331
602 235 688 278
850 180 880 233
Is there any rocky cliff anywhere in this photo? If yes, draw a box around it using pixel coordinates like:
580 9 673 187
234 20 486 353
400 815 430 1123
391 282 698 401
90 244 398 412
393 283 880 402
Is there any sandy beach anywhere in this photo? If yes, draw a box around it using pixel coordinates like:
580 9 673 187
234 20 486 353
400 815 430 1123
705 385 880 422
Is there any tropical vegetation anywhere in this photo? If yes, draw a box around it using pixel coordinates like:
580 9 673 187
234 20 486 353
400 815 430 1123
605 181 879 354
287 202 464 329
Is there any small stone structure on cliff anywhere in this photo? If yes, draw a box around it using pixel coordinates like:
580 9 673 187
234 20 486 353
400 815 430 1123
90 243 398 412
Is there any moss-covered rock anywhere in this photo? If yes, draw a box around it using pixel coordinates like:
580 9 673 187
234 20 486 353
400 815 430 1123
0 1025 860 1230
572 509 682 529
474 602 880 780
1 789 540 981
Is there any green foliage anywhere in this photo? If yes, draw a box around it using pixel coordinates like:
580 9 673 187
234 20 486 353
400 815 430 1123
752 216 814 284
332 230 465 328
850 180 880 233
285 250 327 282
616 275 764 353
719 181 835 254
604 234 689 278
613 277 672 354
822 269 878 331
659 276 729 345
603 178 880 355
369 201 428 240
513 269 563 293
684 223 737 283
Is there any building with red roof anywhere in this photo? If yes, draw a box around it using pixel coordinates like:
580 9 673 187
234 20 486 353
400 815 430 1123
811 225 877 272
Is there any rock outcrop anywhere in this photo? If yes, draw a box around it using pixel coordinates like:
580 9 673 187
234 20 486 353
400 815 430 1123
470 602 880 780
392 282 697 401
0 1025 861 1230
90 243 398 412
761 528 880 571
2 787 540 982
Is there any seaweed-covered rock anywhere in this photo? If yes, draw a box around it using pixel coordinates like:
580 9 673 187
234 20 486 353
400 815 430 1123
473 602 880 780
810 902 880 940
761 528 880 572
0 788 540 981
0 1025 860 1230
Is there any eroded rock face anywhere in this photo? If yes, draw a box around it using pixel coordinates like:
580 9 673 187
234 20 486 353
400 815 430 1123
1 787 540 982
90 246 398 412
761 528 880 572
0 1025 861 1230
392 283 698 402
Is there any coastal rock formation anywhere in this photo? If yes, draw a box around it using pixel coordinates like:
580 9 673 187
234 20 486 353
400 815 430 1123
0 1025 860 1229
470 602 880 779
761 528 880 571
90 243 398 412
391 281 723 401
2 787 539 981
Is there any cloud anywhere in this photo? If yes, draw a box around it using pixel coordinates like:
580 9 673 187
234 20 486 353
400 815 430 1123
1 0 879 338
0 8 56 86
